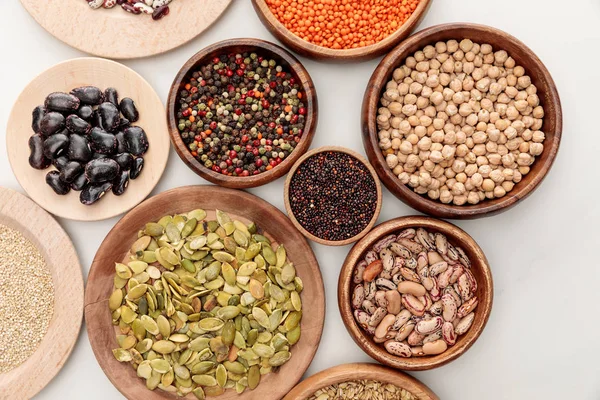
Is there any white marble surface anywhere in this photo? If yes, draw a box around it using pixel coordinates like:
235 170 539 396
1 0 599 398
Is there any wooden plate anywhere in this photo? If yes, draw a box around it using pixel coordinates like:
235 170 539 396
6 57 170 221
283 363 439 399
19 0 232 59
338 216 493 370
85 185 325 400
283 146 382 246
0 187 84 399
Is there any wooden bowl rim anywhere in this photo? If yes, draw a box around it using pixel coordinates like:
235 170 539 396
6 56 171 221
283 146 383 246
283 363 439 400
166 38 318 189
362 22 563 219
251 0 433 62
84 184 326 400
0 187 84 398
338 216 493 370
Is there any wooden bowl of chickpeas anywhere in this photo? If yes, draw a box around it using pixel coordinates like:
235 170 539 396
362 23 562 219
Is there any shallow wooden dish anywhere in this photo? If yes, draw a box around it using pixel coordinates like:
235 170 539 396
283 146 382 246
251 0 432 62
85 185 325 400
338 216 493 370
19 0 232 59
167 38 318 189
0 187 84 399
283 363 439 400
7 57 170 221
362 23 563 219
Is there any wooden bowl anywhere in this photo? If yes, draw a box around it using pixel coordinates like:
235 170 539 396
85 185 325 400
167 38 318 189
283 146 382 246
19 0 232 59
0 187 84 399
338 216 493 370
283 363 439 400
6 57 170 221
362 23 563 219
251 0 433 62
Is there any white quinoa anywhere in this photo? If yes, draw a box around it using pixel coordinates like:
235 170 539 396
307 380 416 400
0 224 54 373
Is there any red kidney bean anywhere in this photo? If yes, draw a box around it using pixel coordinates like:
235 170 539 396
152 5 169 20
121 3 141 14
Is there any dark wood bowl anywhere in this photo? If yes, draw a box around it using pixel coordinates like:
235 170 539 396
167 39 318 189
283 363 439 399
85 185 326 400
283 146 382 246
251 0 433 62
362 23 563 219
338 216 493 370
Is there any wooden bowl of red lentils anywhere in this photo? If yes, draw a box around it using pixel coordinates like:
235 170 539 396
251 0 433 62
362 23 562 219
167 38 318 189
284 146 382 246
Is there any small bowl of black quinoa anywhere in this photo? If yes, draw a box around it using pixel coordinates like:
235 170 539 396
167 38 318 189
284 146 382 246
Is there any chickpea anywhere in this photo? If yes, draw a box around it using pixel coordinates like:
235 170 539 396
398 172 410 184
386 154 399 169
429 150 443 163
453 195 467 205
392 164 404 176
479 164 492 177
481 178 495 192
530 142 544 156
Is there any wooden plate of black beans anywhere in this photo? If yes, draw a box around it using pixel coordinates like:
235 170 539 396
6 57 170 221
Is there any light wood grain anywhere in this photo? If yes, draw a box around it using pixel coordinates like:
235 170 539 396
0 187 84 400
251 0 433 62
85 185 325 400
362 23 563 219
6 57 170 221
283 146 382 246
167 38 318 189
338 216 493 370
19 0 232 59
283 363 439 400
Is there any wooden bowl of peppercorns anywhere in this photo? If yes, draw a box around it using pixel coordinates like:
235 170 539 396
167 38 318 189
362 23 562 219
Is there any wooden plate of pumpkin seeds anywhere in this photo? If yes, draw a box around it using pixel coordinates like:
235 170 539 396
84 185 325 400
0 187 84 399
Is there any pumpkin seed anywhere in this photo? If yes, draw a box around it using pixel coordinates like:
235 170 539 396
152 340 176 354
113 348 133 362
109 289 123 311
150 358 171 373
192 374 217 387
247 365 260 390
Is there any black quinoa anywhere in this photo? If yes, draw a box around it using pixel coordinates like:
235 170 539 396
289 151 378 241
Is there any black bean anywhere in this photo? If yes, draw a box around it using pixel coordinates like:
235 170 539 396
85 158 120 183
104 87 119 106
43 133 70 159
70 86 104 105
28 134 51 170
119 98 139 122
115 131 128 153
78 105 94 120
80 182 112 205
39 112 65 137
71 173 88 191
44 92 80 113
92 153 108 160
52 156 69 171
130 157 144 180
66 115 91 135
124 126 149 156
46 171 70 195
32 105 45 134
97 102 121 132
89 127 118 154
59 161 83 184
113 153 134 170
118 117 131 130
112 171 130 196
67 134 92 163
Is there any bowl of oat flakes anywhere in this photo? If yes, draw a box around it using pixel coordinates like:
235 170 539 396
283 363 438 400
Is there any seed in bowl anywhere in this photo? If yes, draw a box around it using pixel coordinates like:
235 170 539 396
109 209 303 398
351 228 477 357
265 0 421 50
86 0 172 21
288 151 378 242
377 39 546 205
176 52 306 177
308 379 416 400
